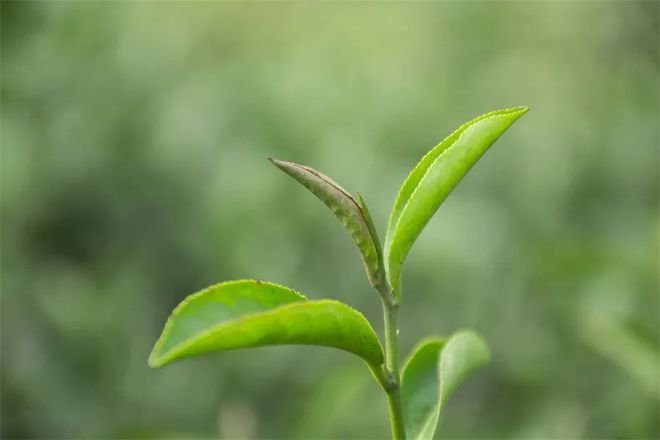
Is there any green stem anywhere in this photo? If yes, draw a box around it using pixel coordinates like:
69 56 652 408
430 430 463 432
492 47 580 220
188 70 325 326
383 299 399 375
379 284 406 440
386 383 405 440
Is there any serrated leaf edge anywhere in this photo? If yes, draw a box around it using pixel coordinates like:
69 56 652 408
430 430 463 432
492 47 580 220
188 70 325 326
149 293 384 368
387 106 528 239
386 106 529 291
283 160 358 206
269 158 381 283
149 280 307 367
357 192 385 283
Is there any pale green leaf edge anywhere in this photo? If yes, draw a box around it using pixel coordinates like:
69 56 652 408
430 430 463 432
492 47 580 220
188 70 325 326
438 330 490 408
401 330 491 440
401 337 445 440
148 280 385 368
268 158 382 286
149 279 305 367
385 106 528 293
357 192 385 286
386 106 528 242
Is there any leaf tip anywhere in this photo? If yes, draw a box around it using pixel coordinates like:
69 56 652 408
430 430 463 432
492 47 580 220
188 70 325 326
147 349 164 368
509 105 529 118
267 157 297 176
451 329 491 366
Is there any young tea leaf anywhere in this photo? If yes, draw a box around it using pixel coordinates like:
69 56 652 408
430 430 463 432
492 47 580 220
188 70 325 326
149 280 384 368
400 338 445 440
401 331 490 440
385 107 528 295
268 158 383 288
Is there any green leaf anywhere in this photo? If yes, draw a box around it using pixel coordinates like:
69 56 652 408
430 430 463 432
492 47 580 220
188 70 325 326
268 158 383 287
401 331 490 440
385 107 528 295
149 280 384 368
357 192 384 282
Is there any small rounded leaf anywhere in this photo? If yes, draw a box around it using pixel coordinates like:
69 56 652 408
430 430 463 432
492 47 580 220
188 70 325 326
149 280 384 368
401 331 490 440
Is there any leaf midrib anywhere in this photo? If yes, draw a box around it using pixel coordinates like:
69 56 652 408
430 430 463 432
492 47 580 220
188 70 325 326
149 299 383 367
387 107 527 289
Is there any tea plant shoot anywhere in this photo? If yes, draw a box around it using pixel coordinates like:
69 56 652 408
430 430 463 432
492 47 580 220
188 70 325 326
149 106 528 439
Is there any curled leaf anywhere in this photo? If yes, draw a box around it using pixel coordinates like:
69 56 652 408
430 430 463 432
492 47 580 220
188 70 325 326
269 158 383 287
401 331 490 440
149 280 384 368
385 107 528 295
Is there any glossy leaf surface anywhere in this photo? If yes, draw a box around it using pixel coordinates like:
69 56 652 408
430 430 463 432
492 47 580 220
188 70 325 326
385 107 528 294
149 280 384 368
268 158 382 287
401 331 490 440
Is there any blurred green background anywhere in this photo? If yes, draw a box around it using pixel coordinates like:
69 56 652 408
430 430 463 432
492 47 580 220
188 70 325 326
2 2 658 439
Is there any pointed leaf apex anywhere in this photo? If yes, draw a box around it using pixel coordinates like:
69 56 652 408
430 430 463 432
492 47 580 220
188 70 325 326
269 159 382 288
385 106 528 295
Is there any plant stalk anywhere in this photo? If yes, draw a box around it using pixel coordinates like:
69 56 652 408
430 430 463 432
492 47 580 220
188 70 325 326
385 382 405 440
378 282 406 440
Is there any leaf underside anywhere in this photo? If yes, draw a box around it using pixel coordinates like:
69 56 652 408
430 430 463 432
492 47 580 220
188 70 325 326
385 106 528 295
268 158 382 287
149 280 384 368
401 331 490 440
